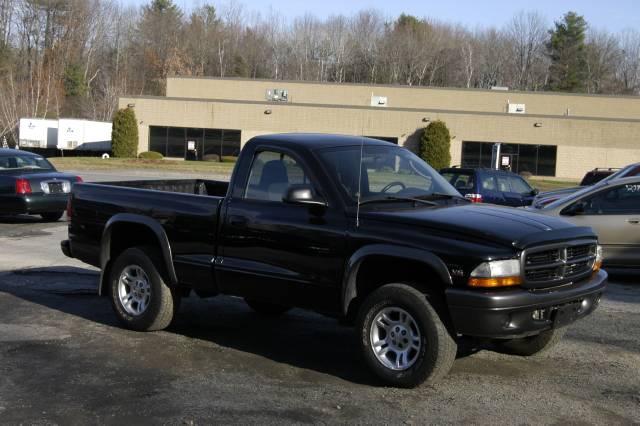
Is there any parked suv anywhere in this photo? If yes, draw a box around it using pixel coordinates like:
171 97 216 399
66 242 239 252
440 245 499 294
440 167 538 207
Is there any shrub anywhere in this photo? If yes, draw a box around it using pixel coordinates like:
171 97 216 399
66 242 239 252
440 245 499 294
419 120 451 170
203 154 221 162
111 107 138 158
138 151 163 160
222 156 238 163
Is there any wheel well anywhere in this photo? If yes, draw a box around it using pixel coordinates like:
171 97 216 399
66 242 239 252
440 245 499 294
108 223 161 261
346 256 450 324
100 223 166 296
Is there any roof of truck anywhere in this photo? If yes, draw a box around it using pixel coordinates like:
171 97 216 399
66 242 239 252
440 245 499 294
249 133 396 150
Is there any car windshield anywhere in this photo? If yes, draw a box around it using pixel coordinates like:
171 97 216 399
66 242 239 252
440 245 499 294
0 154 55 171
318 145 459 204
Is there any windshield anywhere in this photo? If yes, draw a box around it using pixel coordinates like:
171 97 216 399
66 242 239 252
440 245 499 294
0 154 55 171
318 145 459 204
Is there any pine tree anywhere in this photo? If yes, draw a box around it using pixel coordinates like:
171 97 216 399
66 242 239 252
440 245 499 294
547 12 589 92
420 120 451 170
111 108 139 158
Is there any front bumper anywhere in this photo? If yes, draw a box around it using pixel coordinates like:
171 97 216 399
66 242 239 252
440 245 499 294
445 269 607 339
0 193 68 215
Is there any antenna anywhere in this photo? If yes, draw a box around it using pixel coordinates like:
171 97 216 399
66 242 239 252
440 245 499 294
356 119 365 228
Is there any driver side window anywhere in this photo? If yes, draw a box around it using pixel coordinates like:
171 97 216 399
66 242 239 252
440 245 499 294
580 184 640 215
244 151 311 202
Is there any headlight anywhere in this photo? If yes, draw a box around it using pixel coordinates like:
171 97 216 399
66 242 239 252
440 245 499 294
593 245 603 271
468 259 522 288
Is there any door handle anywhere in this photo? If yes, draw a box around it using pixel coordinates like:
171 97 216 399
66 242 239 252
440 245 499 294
229 215 248 226
627 218 640 225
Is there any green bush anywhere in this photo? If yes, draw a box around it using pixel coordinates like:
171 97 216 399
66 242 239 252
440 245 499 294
419 120 451 170
203 153 221 162
138 151 163 160
221 156 238 163
111 107 138 158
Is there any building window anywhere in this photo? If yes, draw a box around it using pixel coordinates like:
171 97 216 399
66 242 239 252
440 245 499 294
149 126 167 154
148 126 241 160
461 141 557 176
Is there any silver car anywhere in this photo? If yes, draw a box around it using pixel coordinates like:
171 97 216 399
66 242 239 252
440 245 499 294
533 176 640 268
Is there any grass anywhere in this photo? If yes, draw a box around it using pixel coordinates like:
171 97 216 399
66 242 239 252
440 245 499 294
50 157 579 193
50 157 236 175
528 178 579 192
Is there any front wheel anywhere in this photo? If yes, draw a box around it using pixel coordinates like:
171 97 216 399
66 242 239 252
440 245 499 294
109 246 179 331
356 283 457 388
493 328 566 356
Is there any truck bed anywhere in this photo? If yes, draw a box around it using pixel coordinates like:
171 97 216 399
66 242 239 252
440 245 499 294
68 179 228 273
101 179 229 197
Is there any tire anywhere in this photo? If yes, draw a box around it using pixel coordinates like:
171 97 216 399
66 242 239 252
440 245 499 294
40 211 63 222
108 246 179 331
493 328 566 357
244 298 291 316
356 283 457 388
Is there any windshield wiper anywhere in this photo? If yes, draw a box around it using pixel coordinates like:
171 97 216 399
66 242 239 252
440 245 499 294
359 196 438 206
416 192 469 202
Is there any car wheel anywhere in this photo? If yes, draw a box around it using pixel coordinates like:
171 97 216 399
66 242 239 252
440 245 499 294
244 298 291 316
357 283 457 388
109 246 179 331
493 328 566 357
40 211 63 222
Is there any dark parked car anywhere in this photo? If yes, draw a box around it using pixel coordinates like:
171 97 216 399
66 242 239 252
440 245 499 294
440 167 538 206
62 134 606 387
0 149 81 221
533 163 640 208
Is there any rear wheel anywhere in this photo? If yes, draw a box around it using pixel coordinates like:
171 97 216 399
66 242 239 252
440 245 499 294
109 246 179 331
357 283 457 388
40 211 63 222
493 328 566 356
244 298 290 316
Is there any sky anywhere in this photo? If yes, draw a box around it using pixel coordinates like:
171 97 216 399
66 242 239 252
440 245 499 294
126 0 640 33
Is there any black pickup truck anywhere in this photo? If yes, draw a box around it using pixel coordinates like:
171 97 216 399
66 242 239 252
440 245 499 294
62 134 607 387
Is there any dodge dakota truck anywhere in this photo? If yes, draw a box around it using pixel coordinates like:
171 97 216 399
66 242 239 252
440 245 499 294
61 134 607 387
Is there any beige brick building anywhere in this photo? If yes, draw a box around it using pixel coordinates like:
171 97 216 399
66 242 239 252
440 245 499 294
119 77 640 179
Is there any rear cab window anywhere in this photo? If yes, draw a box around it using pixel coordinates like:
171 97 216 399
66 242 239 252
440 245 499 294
441 171 475 191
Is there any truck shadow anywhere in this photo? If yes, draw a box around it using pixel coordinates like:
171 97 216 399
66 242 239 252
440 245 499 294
0 268 377 385
0 214 45 224
1 266 519 386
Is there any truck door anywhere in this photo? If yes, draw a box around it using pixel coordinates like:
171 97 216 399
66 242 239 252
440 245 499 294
217 148 346 311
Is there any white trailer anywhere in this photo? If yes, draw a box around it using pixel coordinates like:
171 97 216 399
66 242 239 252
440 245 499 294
57 119 112 152
18 118 59 149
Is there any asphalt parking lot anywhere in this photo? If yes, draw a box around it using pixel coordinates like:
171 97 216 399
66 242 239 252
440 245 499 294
0 172 639 424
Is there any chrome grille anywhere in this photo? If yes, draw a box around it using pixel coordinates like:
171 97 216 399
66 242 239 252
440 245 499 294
522 241 597 288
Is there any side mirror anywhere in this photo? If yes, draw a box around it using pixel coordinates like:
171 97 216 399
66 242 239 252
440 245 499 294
561 201 585 216
531 188 539 196
283 185 327 207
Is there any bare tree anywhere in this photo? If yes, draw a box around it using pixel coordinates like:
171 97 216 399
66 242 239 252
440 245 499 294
504 11 548 90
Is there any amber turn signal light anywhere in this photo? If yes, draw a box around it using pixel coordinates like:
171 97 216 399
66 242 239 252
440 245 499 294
468 276 522 288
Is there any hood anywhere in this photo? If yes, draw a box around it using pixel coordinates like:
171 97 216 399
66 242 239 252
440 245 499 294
537 186 582 198
362 203 596 249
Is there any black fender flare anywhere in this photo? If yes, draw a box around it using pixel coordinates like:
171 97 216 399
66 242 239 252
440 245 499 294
98 213 178 295
341 244 452 316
